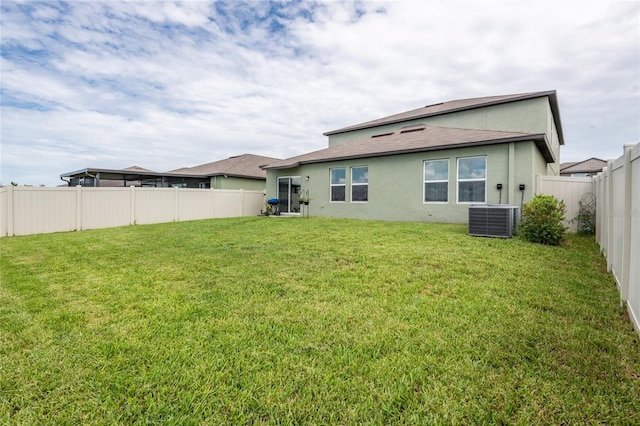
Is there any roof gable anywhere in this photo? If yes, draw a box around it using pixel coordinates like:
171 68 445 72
560 157 606 174
263 125 549 169
324 90 564 145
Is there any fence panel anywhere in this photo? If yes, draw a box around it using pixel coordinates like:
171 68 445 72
178 189 212 222
11 187 77 236
212 190 242 218
0 188 8 237
243 190 265 216
627 146 640 332
81 187 132 230
610 160 626 286
594 143 640 335
595 172 606 256
134 188 176 225
0 187 266 237
535 175 594 232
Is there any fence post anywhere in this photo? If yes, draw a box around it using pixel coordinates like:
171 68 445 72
620 145 633 303
7 185 14 237
76 185 82 231
174 187 179 222
130 186 135 226
599 171 607 252
606 160 614 273
594 174 601 247
240 189 244 216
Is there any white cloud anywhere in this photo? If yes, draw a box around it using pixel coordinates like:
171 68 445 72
1 0 638 186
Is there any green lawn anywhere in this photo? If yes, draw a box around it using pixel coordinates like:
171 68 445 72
1 217 638 424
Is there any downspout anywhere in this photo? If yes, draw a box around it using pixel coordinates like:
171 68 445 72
60 177 71 186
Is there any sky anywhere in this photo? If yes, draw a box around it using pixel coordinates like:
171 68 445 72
1 0 638 187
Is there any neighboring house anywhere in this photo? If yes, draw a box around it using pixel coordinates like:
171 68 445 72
262 90 565 223
61 154 279 190
559 158 606 177
168 154 280 190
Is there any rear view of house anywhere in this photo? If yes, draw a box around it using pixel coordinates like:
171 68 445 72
262 90 565 223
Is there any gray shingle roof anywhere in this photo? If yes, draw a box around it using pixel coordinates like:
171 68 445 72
560 158 606 174
169 154 280 179
263 125 549 169
324 90 564 145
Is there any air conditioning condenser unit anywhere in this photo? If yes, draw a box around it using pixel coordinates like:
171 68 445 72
468 205 520 238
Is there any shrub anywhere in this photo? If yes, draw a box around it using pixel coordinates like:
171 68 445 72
519 194 567 245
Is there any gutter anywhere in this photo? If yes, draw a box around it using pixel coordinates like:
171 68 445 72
263 133 552 170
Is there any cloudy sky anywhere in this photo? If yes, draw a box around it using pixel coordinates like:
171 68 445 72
1 0 638 186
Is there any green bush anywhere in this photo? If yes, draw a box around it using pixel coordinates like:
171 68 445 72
519 194 567 245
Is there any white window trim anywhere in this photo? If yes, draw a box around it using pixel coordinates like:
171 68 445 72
350 166 368 203
423 159 449 204
329 168 346 203
456 156 487 204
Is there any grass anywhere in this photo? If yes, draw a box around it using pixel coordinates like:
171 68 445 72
1 217 639 424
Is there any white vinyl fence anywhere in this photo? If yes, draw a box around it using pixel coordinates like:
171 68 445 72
594 143 640 334
535 175 595 232
0 186 266 237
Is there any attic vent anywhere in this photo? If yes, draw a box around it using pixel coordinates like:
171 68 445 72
400 127 425 134
371 132 394 138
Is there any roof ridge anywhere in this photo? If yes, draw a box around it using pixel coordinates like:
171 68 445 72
324 90 558 137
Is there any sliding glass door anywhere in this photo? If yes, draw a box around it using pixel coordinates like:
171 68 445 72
277 176 301 214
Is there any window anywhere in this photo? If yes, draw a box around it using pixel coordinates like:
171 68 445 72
457 156 486 203
424 160 449 203
351 166 368 202
330 168 346 202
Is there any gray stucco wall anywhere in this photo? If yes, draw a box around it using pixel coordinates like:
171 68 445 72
328 97 561 170
330 97 556 144
267 141 541 223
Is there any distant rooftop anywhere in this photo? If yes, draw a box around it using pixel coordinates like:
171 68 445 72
61 153 281 186
560 157 606 175
168 154 280 179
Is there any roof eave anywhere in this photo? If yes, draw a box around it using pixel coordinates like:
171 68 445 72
60 168 208 180
207 172 266 180
266 134 551 169
261 161 301 170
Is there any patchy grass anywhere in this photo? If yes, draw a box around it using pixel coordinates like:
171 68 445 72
1 217 638 424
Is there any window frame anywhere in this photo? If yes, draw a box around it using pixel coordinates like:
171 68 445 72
329 167 346 203
456 156 487 204
350 166 368 203
423 159 449 204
